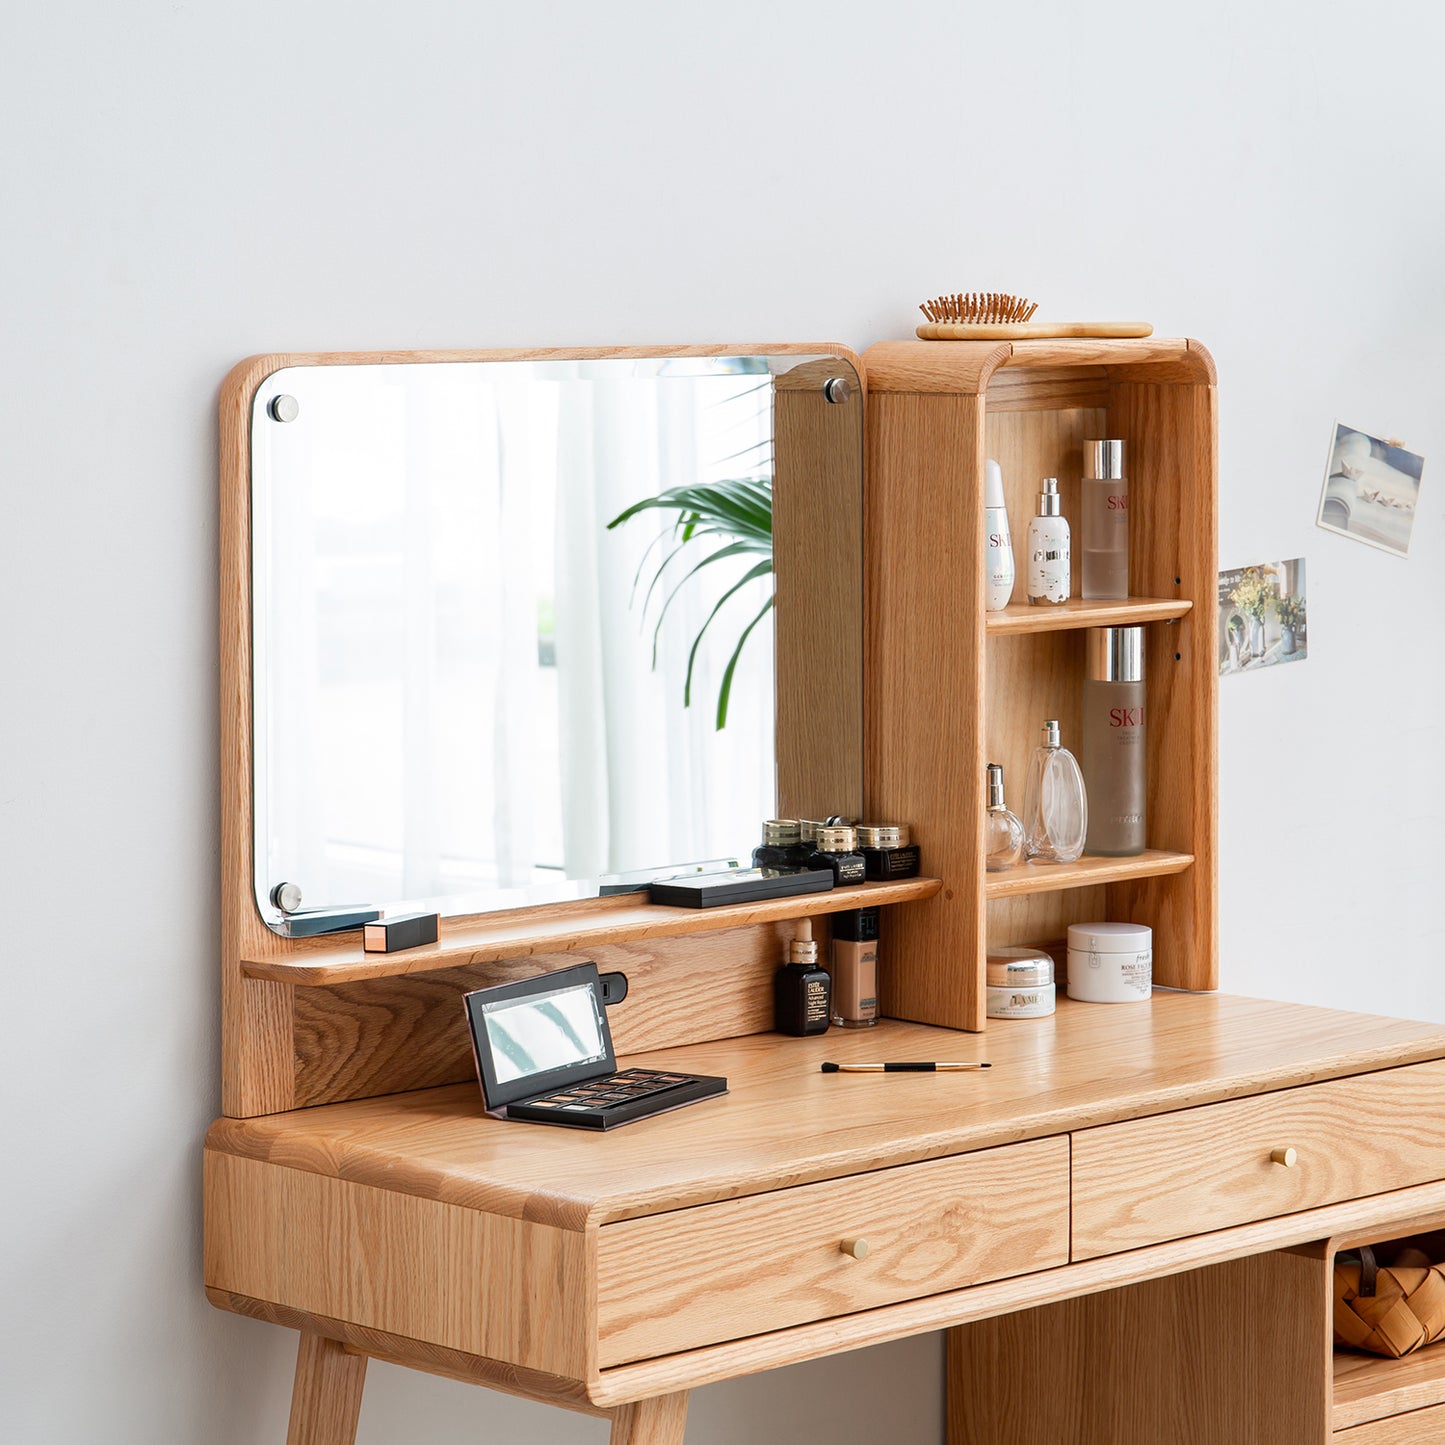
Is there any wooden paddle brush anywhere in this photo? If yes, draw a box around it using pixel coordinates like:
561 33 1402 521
917 292 1152 340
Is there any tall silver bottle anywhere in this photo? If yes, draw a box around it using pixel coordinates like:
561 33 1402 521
1081 439 1128 599
1082 626 1146 856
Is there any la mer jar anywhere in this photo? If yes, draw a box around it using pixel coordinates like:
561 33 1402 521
1066 922 1152 1003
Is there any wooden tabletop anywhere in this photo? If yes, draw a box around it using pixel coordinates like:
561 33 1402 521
205 992 1445 1231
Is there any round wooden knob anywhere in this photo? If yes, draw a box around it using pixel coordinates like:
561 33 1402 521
839 1238 869 1259
1270 1147 1298 1168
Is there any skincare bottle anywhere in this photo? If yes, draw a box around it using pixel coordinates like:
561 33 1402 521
804 825 867 886
984 763 1025 871
1021 719 1088 863
1026 478 1071 605
774 918 831 1036
830 907 880 1028
856 824 921 880
752 819 809 874
1082 440 1129 599
985 458 1015 611
1082 626 1147 856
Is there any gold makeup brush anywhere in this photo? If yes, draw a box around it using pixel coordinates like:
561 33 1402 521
917 292 1152 341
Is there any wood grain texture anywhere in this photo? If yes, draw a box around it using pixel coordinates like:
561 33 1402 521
608 1393 690 1445
865 390 988 1031
917 321 1154 340
863 338 1215 394
207 1290 604 1411
220 342 865 1117
1104 378 1218 991
204 1152 590 1376
286 1332 367 1445
1335 1403 1445 1442
985 595 1192 634
773 355 865 823
591 1179 1445 1406
595 1137 1068 1365
983 849 1193 899
1073 1060 1445 1259
242 879 939 987
947 1250 1327 1445
1335 1347 1445 1431
205 996 1445 1229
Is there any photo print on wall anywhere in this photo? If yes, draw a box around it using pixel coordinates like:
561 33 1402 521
1218 559 1307 676
1317 424 1424 558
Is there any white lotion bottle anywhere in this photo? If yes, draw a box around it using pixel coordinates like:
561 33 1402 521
984 458 1015 611
1026 477 1070 605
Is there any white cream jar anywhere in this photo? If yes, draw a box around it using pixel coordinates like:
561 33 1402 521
1066 922 1152 1003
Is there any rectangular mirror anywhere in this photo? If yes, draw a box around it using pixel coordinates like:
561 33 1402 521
248 349 863 933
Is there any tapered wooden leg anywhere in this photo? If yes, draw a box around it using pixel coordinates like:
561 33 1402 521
607 1391 689 1445
286 1331 368 1445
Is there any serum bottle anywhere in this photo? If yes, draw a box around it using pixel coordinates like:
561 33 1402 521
1082 440 1129 599
1026 478 1070 605
775 918 831 1036
985 458 1015 610
1082 626 1147 855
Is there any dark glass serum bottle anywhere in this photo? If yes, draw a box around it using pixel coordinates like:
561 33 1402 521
775 918 831 1036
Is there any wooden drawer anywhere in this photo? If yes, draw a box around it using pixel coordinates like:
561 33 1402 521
1073 1060 1445 1259
595 1136 1069 1366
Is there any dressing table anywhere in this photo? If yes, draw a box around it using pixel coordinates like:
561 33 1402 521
205 340 1445 1444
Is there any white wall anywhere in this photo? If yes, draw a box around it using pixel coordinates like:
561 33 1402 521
2 2 1441 1440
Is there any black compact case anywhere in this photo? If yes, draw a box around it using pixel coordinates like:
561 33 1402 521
648 867 834 908
463 962 726 1130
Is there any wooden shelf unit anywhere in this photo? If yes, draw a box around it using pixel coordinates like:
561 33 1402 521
863 337 1218 1032
241 877 941 986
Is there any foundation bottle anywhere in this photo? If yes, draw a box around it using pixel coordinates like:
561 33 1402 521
830 907 880 1028
1082 626 1147 856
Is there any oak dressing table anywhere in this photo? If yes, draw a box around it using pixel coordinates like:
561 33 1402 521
206 340 1445 1444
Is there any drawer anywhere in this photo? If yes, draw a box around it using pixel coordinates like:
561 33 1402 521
595 1136 1069 1366
1072 1060 1445 1260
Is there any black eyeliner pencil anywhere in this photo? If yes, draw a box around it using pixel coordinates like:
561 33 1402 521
820 1061 991 1073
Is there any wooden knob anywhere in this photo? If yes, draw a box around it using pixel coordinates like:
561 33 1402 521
839 1238 869 1259
1270 1147 1298 1168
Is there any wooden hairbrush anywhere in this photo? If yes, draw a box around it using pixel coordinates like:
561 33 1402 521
917 293 1152 340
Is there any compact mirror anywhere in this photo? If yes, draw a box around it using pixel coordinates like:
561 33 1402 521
249 350 862 933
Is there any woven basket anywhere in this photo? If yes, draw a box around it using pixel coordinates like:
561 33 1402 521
1334 1244 1445 1358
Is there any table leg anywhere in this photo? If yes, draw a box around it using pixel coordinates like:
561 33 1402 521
286 1331 368 1445
608 1391 690 1445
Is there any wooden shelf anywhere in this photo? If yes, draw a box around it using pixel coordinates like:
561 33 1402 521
985 596 1192 635
241 876 942 986
1334 1345 1445 1431
984 850 1193 900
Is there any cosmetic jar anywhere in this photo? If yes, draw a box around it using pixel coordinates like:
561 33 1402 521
1066 921 1152 1003
805 826 867 885
856 823 921 880
986 946 1056 1019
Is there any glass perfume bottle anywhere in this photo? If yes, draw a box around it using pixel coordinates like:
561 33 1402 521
984 763 1024 871
1021 719 1088 863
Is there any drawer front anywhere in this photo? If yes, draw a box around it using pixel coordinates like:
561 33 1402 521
1073 1060 1445 1260
595 1136 1069 1366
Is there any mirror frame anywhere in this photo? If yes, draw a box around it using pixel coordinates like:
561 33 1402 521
219 343 865 1113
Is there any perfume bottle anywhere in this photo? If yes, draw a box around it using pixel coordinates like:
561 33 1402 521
774 918 831 1036
1021 719 1088 863
984 763 1025 871
1082 440 1129 600
1082 626 1146 856
985 458 1015 611
830 906 880 1028
1026 478 1071 605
